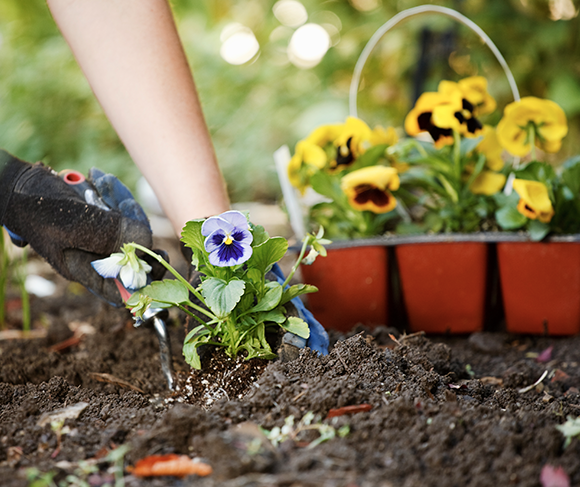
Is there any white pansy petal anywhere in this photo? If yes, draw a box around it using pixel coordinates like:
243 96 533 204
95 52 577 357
238 242 253 263
119 265 137 290
201 216 234 236
132 269 148 290
140 259 152 273
91 254 124 278
220 210 249 230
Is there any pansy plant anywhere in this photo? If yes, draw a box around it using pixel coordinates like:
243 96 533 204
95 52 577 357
392 76 506 234
94 211 329 369
289 116 400 239
493 97 577 240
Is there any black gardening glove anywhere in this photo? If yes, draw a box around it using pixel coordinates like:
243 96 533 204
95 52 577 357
0 150 166 306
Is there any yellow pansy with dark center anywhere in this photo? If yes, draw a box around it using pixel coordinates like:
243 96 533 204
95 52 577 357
497 97 568 157
457 76 497 116
330 117 374 171
341 166 399 213
512 178 555 223
438 80 483 138
405 91 462 148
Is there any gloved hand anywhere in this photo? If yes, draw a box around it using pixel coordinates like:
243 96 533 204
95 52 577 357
0 150 165 306
269 263 329 358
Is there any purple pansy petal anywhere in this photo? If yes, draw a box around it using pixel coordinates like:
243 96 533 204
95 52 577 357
204 229 226 253
219 210 249 230
232 228 253 246
201 216 234 237
209 241 253 267
91 254 123 278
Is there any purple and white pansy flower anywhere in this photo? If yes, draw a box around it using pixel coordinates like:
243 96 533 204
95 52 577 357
91 243 152 291
201 210 253 267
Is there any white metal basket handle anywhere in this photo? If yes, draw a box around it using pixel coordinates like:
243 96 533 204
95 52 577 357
349 5 520 118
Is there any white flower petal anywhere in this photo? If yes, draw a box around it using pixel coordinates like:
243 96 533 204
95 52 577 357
201 216 234 237
91 254 124 278
219 210 249 230
119 265 137 290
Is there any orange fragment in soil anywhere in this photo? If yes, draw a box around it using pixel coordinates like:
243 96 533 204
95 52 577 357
326 404 372 419
551 369 570 383
130 454 212 478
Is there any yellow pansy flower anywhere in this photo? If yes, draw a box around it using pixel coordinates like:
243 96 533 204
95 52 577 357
288 140 327 192
497 97 568 157
330 117 374 171
477 125 504 171
404 91 463 148
512 178 555 223
457 76 497 116
469 170 506 195
305 123 343 147
370 125 398 146
437 80 483 138
341 166 399 214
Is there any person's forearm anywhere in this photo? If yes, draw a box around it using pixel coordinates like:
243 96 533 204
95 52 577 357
47 0 230 235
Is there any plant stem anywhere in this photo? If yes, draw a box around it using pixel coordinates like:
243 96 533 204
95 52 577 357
452 130 462 190
528 123 537 161
282 235 311 289
130 243 206 304
177 303 217 330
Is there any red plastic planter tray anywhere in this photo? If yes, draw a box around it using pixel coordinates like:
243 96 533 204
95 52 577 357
395 241 488 334
300 245 388 333
498 241 580 335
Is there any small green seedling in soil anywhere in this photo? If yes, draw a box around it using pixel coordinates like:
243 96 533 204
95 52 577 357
26 469 57 487
556 415 580 448
0 229 30 331
262 411 349 449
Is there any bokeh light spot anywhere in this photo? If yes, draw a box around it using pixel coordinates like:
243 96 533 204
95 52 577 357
288 23 331 69
273 0 308 28
220 23 260 65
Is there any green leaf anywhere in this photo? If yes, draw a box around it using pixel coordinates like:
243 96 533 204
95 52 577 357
281 284 318 305
201 277 246 319
496 206 527 230
258 308 286 324
310 170 345 202
248 237 288 274
129 279 190 306
528 220 551 241
349 144 387 170
280 316 310 339
251 224 270 247
249 281 283 312
181 219 206 254
245 267 263 284
460 136 482 157
561 156 580 195
437 174 458 203
183 340 201 369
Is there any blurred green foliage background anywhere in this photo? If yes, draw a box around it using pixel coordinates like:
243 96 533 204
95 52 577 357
0 0 579 205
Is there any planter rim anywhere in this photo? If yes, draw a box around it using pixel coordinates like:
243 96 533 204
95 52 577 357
290 232 580 251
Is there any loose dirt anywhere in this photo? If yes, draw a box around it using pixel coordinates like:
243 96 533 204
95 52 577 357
1 255 579 486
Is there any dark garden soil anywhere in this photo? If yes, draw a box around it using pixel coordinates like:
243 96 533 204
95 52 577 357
1 245 580 486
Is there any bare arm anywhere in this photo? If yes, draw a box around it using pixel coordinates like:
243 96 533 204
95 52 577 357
47 0 230 235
